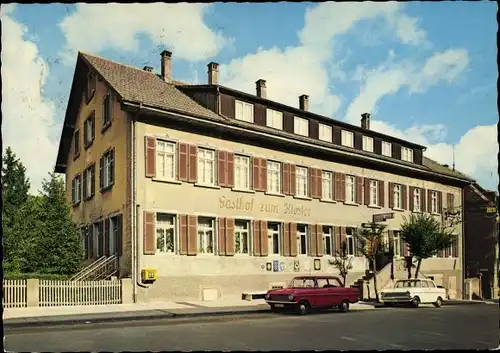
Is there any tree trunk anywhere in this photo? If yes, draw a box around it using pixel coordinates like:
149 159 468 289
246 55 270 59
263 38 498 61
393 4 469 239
342 275 347 287
414 258 422 279
372 256 379 302
406 257 412 279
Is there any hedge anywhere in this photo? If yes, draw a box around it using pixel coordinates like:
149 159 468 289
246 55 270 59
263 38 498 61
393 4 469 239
3 273 71 280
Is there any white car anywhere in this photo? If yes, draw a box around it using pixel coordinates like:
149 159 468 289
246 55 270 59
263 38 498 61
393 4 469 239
380 278 446 308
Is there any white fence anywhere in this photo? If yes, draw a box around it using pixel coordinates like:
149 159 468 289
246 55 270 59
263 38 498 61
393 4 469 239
3 280 27 308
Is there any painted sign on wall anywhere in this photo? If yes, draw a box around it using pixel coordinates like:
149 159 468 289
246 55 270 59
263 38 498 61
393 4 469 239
218 196 312 217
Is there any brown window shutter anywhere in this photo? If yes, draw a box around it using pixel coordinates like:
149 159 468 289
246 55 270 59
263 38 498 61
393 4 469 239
187 215 197 255
290 222 298 257
316 169 322 199
364 178 370 206
179 215 188 255
403 242 410 256
178 143 188 181
282 163 290 195
340 227 347 249
143 211 156 255
316 224 323 257
427 190 432 213
452 235 458 257
115 214 123 256
253 220 261 256
356 176 363 204
388 230 394 252
437 248 444 257
388 182 394 208
421 188 426 213
252 157 260 191
290 164 296 196
218 151 227 187
310 224 317 256
260 220 268 256
283 222 291 256
218 217 226 255
340 174 346 201
334 173 342 201
308 168 314 198
378 180 385 207
145 136 156 178
409 186 414 211
225 218 235 256
188 145 197 183
447 193 455 210
402 185 408 210
260 158 268 192
103 218 109 257
226 153 234 188
331 172 336 200
445 245 451 257
437 191 443 214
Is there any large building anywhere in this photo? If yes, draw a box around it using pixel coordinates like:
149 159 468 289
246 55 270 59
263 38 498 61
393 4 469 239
55 51 472 302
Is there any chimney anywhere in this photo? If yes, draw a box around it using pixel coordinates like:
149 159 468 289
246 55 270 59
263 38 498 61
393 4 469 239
160 50 172 82
207 62 219 85
361 113 371 130
143 66 153 72
256 79 267 98
299 94 309 111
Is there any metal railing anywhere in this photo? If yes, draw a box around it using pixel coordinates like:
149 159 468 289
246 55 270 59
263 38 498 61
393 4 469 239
70 256 107 281
71 256 118 282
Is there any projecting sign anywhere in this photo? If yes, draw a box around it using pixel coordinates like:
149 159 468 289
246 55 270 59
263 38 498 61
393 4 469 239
372 213 395 223
486 207 497 214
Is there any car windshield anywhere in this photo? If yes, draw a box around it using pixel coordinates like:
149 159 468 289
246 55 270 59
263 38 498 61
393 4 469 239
395 280 422 288
288 278 315 288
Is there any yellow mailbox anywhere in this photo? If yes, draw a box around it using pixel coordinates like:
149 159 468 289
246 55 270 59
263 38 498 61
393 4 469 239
141 268 157 284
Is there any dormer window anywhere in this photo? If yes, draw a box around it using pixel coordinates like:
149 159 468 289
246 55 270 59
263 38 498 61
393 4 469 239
401 147 414 162
362 136 374 152
235 100 254 123
266 108 283 130
319 123 332 142
341 130 354 148
86 71 96 103
294 116 309 136
382 141 392 157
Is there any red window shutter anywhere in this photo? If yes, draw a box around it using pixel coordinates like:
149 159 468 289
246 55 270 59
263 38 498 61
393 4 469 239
309 168 314 198
402 185 408 210
260 158 268 192
340 174 346 201
282 163 290 195
226 153 234 188
145 136 156 178
334 226 341 254
290 222 298 256
448 193 455 210
445 245 451 257
290 164 296 196
388 182 394 208
143 211 156 255
331 171 336 200
283 222 291 256
356 176 363 204
310 224 317 256
218 217 226 256
421 188 426 213
252 157 260 191
409 186 414 211
316 224 323 257
378 180 385 207
253 220 261 256
260 220 268 256
316 169 322 199
178 143 188 181
340 227 347 249
452 235 458 257
179 215 188 255
187 215 197 256
225 218 235 256
364 178 370 206
188 145 197 183
334 172 343 201
403 242 410 257
218 151 227 187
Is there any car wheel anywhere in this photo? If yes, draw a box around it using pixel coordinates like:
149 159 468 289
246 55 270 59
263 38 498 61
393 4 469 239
411 296 420 308
338 300 350 313
433 296 443 308
296 301 309 315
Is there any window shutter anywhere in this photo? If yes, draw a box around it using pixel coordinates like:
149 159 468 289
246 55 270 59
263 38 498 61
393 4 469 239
403 242 410 257
290 222 298 257
356 176 363 204
179 215 188 255
448 193 455 210
178 143 188 181
252 157 260 191
145 136 156 178
308 168 314 198
99 156 104 190
445 244 451 257
334 173 342 201
110 149 115 185
91 165 96 197
143 211 156 255
353 235 359 257
316 169 322 199
253 220 261 256
104 218 110 257
187 215 197 256
364 179 370 206
218 151 227 187
260 220 268 256
290 164 296 196
427 190 432 213
316 224 323 257
218 217 226 255
409 186 414 211
71 178 75 204
188 145 197 183
115 214 123 256
341 174 347 201
331 171 336 201
82 171 88 200
402 185 407 210
452 235 458 257
333 226 340 254
378 180 385 207
260 158 268 192
98 222 104 257
421 188 426 213
437 248 444 257
88 225 94 259
388 230 394 253
340 227 347 251
225 218 235 256
226 153 234 188
310 224 317 257
388 182 394 208
282 163 290 195
437 191 443 214
283 222 290 256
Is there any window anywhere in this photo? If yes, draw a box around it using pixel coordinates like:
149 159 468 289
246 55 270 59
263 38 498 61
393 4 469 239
323 226 333 256
103 93 112 129
266 109 283 130
319 124 332 142
382 141 392 157
431 191 438 214
234 155 250 190
197 148 215 185
86 71 96 102
322 171 333 200
341 130 354 147
72 174 82 205
369 180 378 206
413 188 421 212
296 166 308 197
267 161 281 193
268 222 281 255
234 220 250 255
108 215 121 255
362 136 374 152
294 116 309 136
73 129 80 157
346 227 355 256
156 140 176 181
83 164 95 200
297 224 308 255
345 175 356 203
393 231 403 257
197 217 214 254
401 147 414 162
100 149 115 191
84 112 95 147
156 214 176 253
235 100 254 123
393 184 402 209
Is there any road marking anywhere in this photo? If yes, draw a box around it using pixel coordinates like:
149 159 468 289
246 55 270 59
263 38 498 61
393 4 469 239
340 336 357 342
390 344 405 348
417 331 444 336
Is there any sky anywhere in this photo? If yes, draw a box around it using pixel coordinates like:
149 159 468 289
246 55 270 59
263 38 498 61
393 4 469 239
1 2 498 194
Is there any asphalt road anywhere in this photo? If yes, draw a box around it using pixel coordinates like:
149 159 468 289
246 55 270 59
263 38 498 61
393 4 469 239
5 305 499 351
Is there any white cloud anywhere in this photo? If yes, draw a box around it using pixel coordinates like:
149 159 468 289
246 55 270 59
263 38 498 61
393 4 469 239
58 3 230 65
1 7 59 194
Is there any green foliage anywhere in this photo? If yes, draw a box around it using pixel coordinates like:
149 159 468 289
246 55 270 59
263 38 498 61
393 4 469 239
3 272 71 280
355 222 387 261
330 240 353 287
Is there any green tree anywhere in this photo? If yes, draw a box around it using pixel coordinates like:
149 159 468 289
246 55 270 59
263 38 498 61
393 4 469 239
400 213 455 279
330 240 354 287
16 195 44 273
355 222 387 302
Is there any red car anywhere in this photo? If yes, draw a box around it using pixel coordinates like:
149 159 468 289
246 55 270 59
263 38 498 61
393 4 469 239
265 275 360 315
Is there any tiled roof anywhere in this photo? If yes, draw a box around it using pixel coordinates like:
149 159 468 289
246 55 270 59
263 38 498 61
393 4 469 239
422 157 474 181
80 52 222 121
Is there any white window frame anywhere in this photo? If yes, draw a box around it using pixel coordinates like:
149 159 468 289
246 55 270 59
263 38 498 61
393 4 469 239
156 213 176 254
234 155 250 190
346 227 355 256
294 116 309 136
266 108 283 130
401 147 414 162
73 175 81 203
382 141 392 157
235 100 254 123
296 166 308 197
234 220 251 255
341 130 354 148
362 136 374 152
268 222 281 255
321 171 333 200
449 234 458 258
393 230 402 258
319 123 332 142
431 191 438 214
156 140 176 181
323 226 333 256
413 188 421 212
102 150 114 189
297 224 308 256
267 161 281 194
369 180 378 206
197 148 216 186
84 166 93 199
394 184 402 209
345 175 356 203
84 114 94 145
197 217 215 255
